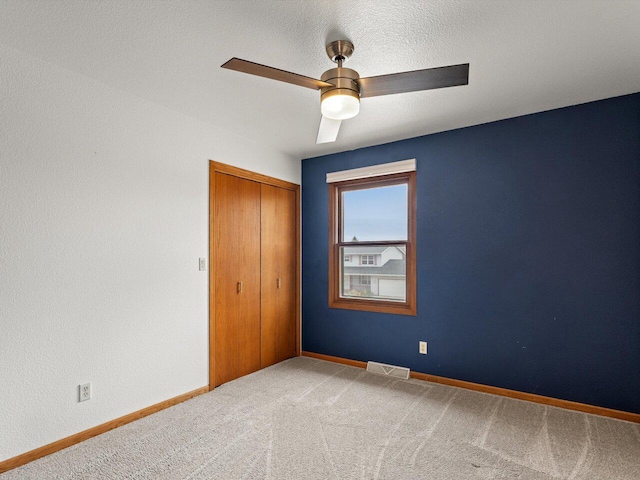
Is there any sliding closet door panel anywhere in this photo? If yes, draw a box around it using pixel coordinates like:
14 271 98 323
261 184 280 368
214 173 240 386
261 184 297 368
278 187 297 361
214 172 261 386
236 176 262 378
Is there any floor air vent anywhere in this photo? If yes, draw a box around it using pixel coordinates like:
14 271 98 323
366 361 410 380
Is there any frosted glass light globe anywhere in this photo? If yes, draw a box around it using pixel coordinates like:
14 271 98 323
321 93 360 120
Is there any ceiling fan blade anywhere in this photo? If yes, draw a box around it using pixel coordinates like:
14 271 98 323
222 58 334 90
357 63 469 98
316 116 342 144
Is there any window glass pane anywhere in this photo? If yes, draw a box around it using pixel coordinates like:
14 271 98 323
340 245 406 302
342 184 407 242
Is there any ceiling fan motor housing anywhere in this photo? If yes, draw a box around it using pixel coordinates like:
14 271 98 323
320 67 361 119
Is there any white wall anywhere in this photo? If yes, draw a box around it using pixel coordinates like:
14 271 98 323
0 43 300 461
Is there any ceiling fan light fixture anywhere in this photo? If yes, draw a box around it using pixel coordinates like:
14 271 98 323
221 39 469 145
320 66 361 120
321 89 360 120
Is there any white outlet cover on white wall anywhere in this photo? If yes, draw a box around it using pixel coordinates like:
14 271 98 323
79 383 91 402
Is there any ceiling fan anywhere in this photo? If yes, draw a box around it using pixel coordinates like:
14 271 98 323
222 40 469 144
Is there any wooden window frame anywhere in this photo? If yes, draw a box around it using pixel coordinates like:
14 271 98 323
328 171 417 316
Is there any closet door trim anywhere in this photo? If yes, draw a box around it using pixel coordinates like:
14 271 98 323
209 161 301 391
210 161 300 190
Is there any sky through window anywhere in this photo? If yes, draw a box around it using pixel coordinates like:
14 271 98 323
342 184 408 241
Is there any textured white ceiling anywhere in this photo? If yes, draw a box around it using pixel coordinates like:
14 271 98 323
1 1 639 160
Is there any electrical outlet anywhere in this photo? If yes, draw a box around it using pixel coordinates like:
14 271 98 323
419 341 427 355
199 258 207 271
79 383 91 402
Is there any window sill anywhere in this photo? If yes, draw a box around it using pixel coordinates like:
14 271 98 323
329 297 416 316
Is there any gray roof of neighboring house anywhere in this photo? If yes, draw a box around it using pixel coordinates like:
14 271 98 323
344 259 405 276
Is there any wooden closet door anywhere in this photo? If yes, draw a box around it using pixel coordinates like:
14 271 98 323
214 172 261 386
261 184 297 368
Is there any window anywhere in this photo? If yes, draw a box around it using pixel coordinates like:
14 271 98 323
360 255 375 265
328 168 416 315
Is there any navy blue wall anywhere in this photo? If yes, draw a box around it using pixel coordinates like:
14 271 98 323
302 93 640 413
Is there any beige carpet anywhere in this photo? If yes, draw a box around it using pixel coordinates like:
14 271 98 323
3 356 639 479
